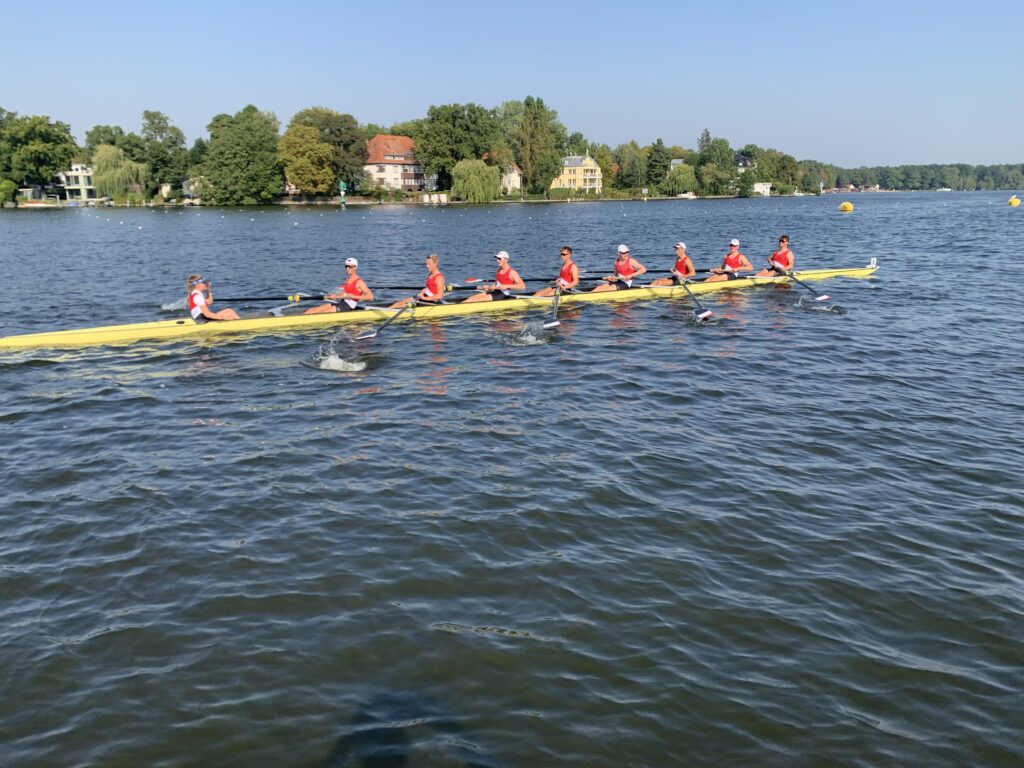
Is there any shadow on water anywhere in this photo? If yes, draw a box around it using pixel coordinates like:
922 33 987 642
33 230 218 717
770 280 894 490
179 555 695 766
322 691 496 768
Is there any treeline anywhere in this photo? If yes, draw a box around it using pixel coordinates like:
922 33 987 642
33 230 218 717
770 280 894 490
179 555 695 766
0 101 1020 206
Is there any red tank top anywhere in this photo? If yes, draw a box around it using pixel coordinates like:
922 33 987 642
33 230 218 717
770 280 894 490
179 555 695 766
187 289 203 313
559 262 575 284
673 256 691 275
495 267 516 288
615 257 634 278
425 271 445 298
771 249 792 269
724 251 744 270
343 275 363 298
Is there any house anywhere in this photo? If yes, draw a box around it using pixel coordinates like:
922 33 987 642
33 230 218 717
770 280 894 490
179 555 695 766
734 154 754 173
753 182 772 196
60 163 97 201
550 154 602 194
500 164 524 193
363 134 436 192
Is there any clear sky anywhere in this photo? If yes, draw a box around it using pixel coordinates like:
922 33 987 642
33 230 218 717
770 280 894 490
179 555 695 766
5 0 1021 167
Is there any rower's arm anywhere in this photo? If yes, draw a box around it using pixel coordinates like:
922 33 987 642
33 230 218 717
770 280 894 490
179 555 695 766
509 269 526 291
630 259 647 277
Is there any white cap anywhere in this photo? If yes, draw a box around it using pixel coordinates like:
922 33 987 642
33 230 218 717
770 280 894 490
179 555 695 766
729 239 740 246
495 250 509 260
674 242 686 250
345 257 358 267
617 244 630 253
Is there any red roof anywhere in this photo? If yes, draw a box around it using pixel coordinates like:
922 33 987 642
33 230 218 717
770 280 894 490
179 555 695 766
366 134 417 164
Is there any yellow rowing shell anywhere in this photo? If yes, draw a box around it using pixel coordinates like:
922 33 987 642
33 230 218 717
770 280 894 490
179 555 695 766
0 263 878 351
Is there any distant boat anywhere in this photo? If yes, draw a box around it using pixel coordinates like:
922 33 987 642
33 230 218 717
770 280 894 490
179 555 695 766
19 194 63 209
936 187 953 192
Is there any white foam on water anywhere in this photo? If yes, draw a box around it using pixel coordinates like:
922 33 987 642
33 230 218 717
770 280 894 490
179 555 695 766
161 297 186 312
317 353 367 372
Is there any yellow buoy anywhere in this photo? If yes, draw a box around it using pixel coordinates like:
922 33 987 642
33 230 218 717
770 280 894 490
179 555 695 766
1010 195 1020 208
838 201 854 212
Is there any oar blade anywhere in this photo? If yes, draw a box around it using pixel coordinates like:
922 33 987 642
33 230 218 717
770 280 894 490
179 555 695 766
354 329 378 340
542 319 561 329
814 293 832 302
694 308 714 322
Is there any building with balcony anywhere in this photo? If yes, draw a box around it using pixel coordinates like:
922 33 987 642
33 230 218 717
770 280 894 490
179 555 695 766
363 134 436 192
550 154 602 194
60 163 97 201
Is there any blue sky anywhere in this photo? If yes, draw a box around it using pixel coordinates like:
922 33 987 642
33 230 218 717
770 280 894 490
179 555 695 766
5 0 1021 166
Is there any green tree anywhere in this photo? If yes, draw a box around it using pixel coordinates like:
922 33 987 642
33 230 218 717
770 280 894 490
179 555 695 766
203 105 283 205
512 96 564 193
85 125 125 151
92 144 148 198
0 114 78 186
188 138 208 168
451 159 500 203
614 141 647 189
0 179 16 202
389 118 426 142
646 138 670 186
661 163 697 195
278 124 335 195
697 134 737 195
589 143 615 191
141 110 188 194
417 103 501 190
737 171 754 197
567 131 588 155
289 107 367 188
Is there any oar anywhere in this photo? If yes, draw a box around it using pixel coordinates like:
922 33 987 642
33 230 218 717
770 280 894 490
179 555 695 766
355 303 412 340
543 287 562 328
217 286 425 302
679 280 713 322
786 271 831 302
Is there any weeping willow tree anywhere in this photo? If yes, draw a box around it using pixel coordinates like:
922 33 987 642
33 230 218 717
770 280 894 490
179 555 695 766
92 144 148 198
451 159 499 203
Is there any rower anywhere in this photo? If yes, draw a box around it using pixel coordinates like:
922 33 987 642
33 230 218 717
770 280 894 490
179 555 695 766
591 244 646 292
649 242 696 286
389 253 448 308
187 274 240 322
755 235 795 277
462 251 526 303
705 239 753 282
304 257 374 313
534 246 579 296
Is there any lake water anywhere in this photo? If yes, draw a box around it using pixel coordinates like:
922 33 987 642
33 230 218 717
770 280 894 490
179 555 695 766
1 193 1022 767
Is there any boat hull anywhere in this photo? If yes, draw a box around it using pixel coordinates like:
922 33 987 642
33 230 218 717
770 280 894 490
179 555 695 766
0 265 878 351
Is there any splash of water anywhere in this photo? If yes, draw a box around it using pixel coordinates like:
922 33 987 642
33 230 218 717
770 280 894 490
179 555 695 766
161 297 186 312
316 353 367 372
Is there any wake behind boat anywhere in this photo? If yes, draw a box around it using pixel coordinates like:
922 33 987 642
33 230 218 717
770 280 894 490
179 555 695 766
0 261 878 351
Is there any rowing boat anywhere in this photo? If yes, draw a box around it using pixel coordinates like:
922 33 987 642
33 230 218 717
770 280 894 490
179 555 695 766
0 261 878 351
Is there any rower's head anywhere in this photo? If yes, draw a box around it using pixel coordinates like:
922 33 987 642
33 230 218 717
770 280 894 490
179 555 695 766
425 253 439 269
345 257 358 272
187 273 208 291
778 235 789 246
560 245 573 261
674 242 687 254
617 244 630 257
495 251 510 264
729 239 740 250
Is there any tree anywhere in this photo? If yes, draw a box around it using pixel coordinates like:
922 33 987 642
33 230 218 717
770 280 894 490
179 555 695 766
697 133 737 195
188 138 208 168
289 107 367 188
417 103 501 190
278 124 335 195
389 118 426 142
0 179 16 203
567 131 588 155
614 141 647 189
0 114 78 186
512 96 564 193
697 128 712 154
661 163 697 195
202 105 283 205
141 110 188 193
737 171 754 197
646 138 670 186
451 159 500 203
589 143 615 190
85 125 125 151
92 144 148 198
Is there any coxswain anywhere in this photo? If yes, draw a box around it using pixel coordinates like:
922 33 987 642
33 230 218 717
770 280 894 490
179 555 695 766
186 274 240 322
649 242 697 285
390 253 447 308
304 257 374 313
534 245 579 296
590 244 646 292
462 251 526 303
705 239 753 282
755 235 795 277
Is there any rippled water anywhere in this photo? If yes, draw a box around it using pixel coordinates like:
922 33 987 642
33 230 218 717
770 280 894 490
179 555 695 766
1 194 1022 767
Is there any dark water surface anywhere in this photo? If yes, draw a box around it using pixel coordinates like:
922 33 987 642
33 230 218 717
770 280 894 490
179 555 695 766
1 194 1022 767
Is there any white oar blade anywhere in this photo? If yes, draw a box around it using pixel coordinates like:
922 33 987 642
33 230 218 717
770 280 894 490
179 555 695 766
542 319 561 329
355 330 378 340
695 309 713 322
815 294 832 302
